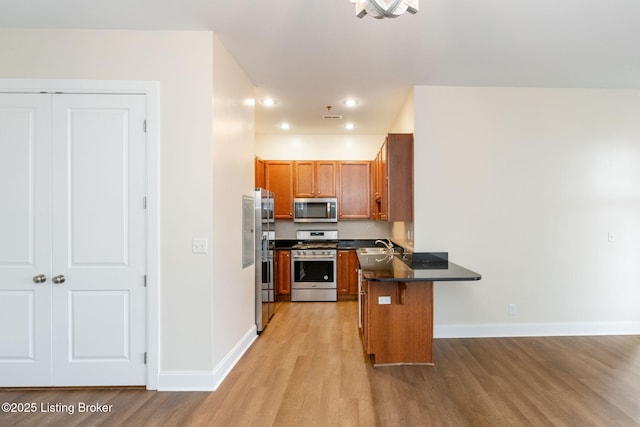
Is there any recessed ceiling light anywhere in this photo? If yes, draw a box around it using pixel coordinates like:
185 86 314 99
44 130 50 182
279 122 290 130
345 123 355 130
261 98 277 107
344 98 359 107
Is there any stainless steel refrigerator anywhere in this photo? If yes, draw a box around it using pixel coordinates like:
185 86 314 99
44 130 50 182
255 188 275 333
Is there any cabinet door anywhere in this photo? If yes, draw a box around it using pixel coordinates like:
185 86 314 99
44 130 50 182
255 157 265 189
338 250 359 296
315 161 337 197
338 161 371 219
275 250 291 295
386 134 413 222
294 161 336 198
372 151 381 219
293 161 315 197
379 140 388 220
337 250 350 295
265 161 293 219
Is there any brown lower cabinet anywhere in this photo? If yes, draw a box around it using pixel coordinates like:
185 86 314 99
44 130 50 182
359 278 434 365
275 250 291 298
337 250 359 299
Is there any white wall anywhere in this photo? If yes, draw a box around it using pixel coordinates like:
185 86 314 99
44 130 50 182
414 86 640 336
256 134 383 160
211 36 258 381
0 30 216 378
389 89 414 134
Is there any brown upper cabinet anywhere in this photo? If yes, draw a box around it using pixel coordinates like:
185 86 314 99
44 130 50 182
338 161 371 220
373 134 413 222
294 161 337 198
257 133 412 222
255 156 265 189
265 160 294 219
373 140 387 220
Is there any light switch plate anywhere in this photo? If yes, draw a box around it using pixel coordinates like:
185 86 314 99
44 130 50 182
378 296 391 305
192 238 208 254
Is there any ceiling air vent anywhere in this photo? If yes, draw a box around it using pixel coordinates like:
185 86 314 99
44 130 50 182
322 105 341 120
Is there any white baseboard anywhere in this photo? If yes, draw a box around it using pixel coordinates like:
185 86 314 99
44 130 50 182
210 325 258 390
434 321 640 338
157 370 217 391
158 325 258 391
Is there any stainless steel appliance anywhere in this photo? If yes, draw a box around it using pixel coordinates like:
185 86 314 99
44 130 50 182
291 230 338 301
293 198 338 223
255 188 275 333
358 267 363 329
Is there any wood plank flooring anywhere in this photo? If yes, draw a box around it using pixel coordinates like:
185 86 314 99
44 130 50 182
1 301 639 426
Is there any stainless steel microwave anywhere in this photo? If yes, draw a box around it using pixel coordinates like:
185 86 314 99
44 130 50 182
293 198 338 223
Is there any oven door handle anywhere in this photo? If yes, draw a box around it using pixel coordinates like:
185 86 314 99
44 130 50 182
292 254 336 260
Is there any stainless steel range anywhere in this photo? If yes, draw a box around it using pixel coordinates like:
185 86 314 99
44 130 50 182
291 230 338 302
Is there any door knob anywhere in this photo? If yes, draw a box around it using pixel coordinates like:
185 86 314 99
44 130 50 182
52 275 66 284
32 274 47 284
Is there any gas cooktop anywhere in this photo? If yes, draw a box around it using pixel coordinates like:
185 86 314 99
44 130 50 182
291 242 338 250
293 230 338 250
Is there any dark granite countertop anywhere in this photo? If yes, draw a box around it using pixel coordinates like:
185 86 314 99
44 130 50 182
274 239 387 250
357 251 481 282
273 239 298 249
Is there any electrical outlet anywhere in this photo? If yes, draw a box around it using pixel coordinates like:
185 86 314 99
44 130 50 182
192 238 208 254
508 303 517 316
378 296 391 305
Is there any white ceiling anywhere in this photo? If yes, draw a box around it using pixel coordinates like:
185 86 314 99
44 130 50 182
2 0 640 134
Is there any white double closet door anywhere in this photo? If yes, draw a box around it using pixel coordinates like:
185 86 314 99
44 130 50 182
0 92 147 386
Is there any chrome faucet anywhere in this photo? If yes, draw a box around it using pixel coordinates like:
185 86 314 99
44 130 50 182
374 239 394 251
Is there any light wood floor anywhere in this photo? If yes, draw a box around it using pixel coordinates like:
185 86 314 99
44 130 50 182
1 301 639 426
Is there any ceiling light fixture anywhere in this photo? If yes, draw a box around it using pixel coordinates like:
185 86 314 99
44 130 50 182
344 98 359 107
349 0 418 19
261 98 277 107
345 123 356 130
279 122 290 130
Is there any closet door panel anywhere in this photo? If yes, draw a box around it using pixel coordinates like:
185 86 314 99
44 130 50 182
51 94 147 386
0 94 53 386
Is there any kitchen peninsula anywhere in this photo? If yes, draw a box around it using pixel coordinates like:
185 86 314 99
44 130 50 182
357 251 481 366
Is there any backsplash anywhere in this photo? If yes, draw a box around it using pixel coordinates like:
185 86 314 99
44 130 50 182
274 220 390 240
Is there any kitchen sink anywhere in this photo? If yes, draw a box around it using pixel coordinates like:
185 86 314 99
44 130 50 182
356 247 395 271
357 247 393 255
